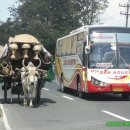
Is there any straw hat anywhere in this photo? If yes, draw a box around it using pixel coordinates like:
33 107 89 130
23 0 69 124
8 37 14 43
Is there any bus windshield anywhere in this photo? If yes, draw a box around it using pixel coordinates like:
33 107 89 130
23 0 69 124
88 32 130 69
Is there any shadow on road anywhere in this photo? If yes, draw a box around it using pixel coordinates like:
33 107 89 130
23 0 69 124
0 97 56 108
34 98 56 108
57 88 130 101
83 93 130 101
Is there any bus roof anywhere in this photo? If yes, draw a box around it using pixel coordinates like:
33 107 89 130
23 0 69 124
57 25 130 41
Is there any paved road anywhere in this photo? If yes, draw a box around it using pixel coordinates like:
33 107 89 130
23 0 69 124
0 81 130 130
0 106 6 130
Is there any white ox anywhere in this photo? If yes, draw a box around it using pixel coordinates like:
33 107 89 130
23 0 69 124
21 59 41 107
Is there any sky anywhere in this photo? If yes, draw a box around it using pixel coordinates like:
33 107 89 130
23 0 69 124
0 0 18 22
101 0 129 27
0 0 130 27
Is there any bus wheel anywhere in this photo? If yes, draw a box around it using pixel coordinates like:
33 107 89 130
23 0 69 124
77 82 84 98
121 93 129 99
60 78 65 92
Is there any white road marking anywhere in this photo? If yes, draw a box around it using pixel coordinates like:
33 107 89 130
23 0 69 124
102 110 130 121
62 95 74 100
0 104 12 130
42 88 49 91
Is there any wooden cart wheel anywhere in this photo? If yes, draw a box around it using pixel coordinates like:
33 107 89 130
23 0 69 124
35 79 44 103
35 84 41 103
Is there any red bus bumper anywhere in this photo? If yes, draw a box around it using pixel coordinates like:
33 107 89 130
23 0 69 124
87 81 130 93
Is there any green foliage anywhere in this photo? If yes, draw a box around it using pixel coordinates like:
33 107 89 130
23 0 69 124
73 0 108 25
46 65 55 82
0 0 108 54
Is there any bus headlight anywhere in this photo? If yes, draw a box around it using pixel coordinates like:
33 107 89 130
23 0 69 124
91 77 108 87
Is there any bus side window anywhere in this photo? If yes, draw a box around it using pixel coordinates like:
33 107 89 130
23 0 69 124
58 40 63 56
66 37 72 55
77 43 84 62
56 41 60 56
61 39 66 55
77 33 84 62
71 35 77 54
56 41 58 56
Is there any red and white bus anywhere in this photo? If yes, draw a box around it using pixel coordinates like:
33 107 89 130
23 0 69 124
55 25 130 98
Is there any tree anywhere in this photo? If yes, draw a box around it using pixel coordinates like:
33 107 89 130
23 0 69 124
0 0 108 54
73 0 108 25
0 18 15 45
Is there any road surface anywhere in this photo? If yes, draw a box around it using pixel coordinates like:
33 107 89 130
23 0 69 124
0 81 130 130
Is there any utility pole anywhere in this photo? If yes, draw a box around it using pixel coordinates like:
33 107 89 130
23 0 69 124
119 0 130 27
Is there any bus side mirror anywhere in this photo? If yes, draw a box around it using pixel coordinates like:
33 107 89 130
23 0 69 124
85 45 91 54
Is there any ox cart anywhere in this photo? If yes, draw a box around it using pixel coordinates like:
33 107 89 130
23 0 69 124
0 34 52 107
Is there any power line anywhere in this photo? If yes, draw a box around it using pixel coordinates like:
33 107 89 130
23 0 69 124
119 0 130 27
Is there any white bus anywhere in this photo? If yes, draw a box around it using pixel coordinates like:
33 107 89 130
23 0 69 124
55 25 130 98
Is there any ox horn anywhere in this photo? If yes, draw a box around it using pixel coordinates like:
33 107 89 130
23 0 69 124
1 61 8 69
36 58 41 69
22 59 27 69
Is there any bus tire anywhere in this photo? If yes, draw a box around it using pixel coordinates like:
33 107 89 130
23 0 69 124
121 93 129 99
60 77 65 92
77 82 84 98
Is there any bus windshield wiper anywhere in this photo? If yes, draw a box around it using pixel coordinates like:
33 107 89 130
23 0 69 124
105 51 116 71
